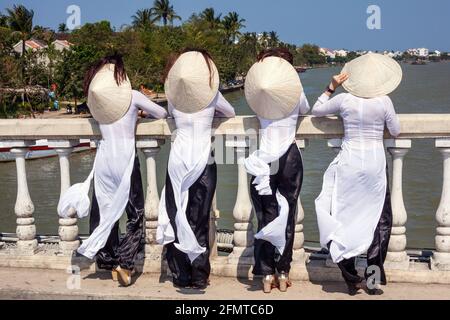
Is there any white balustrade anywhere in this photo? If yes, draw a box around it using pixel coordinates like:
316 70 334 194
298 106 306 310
2 115 450 278
4 141 38 254
137 139 164 262
293 139 309 263
385 139 411 270
432 139 450 270
48 140 80 255
226 136 254 264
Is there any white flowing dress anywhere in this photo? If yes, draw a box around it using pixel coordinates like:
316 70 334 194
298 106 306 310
312 93 400 263
157 92 235 263
244 93 310 255
58 90 167 259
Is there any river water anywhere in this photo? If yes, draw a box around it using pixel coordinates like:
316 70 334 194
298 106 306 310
1 62 449 249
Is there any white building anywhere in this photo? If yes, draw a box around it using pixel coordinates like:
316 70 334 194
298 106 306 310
319 47 336 59
383 51 403 58
13 39 47 55
407 48 429 57
52 40 73 51
335 49 348 57
13 39 73 55
12 39 73 66
429 50 441 57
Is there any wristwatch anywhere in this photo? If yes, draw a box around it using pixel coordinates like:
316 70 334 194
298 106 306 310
326 86 335 95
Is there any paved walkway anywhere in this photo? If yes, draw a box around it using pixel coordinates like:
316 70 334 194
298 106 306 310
0 267 449 300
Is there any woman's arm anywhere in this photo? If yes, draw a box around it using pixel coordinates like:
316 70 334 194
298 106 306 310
311 73 348 117
214 92 236 118
312 93 346 117
298 92 310 115
132 90 168 119
384 96 401 137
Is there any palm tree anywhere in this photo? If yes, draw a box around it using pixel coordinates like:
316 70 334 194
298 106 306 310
132 8 154 29
200 7 221 29
222 11 246 44
0 12 8 28
268 31 280 48
6 5 34 78
58 23 69 33
151 0 181 26
259 31 269 49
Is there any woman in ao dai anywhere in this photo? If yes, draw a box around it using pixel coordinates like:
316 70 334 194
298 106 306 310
58 54 167 287
243 48 310 293
312 53 402 295
157 49 235 289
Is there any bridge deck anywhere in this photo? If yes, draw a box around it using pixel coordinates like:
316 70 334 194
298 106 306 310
0 267 449 300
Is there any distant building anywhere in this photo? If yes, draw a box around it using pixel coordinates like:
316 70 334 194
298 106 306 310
12 39 73 66
407 48 429 57
429 50 441 57
319 47 336 59
13 39 48 55
335 49 348 57
13 39 73 55
383 51 403 58
52 40 73 51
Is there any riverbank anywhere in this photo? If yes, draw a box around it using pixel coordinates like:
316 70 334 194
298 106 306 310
0 267 448 300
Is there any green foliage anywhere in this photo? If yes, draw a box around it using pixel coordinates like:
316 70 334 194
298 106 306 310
58 23 69 33
151 0 181 26
132 9 154 30
295 44 326 66
0 3 341 118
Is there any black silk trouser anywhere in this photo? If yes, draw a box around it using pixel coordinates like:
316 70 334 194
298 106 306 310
251 144 304 276
336 169 393 286
164 163 217 287
89 156 145 271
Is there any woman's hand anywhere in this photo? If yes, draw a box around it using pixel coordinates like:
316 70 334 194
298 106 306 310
329 73 349 91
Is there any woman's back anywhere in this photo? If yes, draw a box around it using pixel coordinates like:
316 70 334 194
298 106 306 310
313 93 400 144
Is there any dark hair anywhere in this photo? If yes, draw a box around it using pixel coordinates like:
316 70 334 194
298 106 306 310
163 47 215 88
83 53 127 97
257 48 294 65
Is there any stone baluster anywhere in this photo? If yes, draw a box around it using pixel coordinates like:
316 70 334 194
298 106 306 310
385 139 411 270
6 141 38 254
48 140 80 254
293 139 309 263
137 139 165 265
432 139 450 270
226 137 254 264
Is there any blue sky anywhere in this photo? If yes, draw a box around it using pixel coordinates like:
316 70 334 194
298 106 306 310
1 0 449 51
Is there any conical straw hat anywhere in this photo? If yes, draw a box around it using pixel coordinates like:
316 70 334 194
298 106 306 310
342 53 403 98
245 57 303 120
87 64 132 124
165 51 220 113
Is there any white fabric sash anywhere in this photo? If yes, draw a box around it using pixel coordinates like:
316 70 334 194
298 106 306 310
156 140 211 263
57 144 136 259
244 131 295 255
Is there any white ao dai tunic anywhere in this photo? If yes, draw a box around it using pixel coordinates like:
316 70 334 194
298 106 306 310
58 90 167 259
157 92 235 263
312 93 400 263
244 93 310 254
